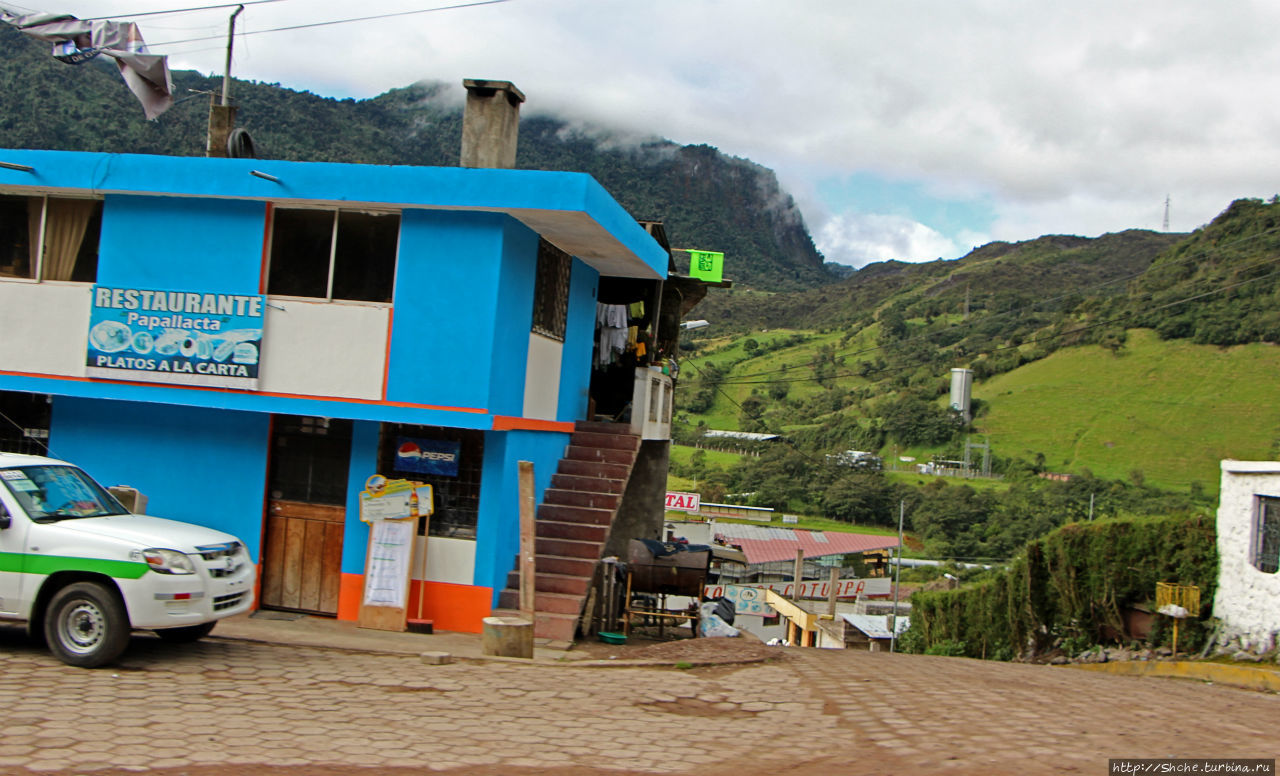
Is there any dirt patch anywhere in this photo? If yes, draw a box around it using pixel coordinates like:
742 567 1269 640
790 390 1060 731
636 697 762 718
567 630 787 667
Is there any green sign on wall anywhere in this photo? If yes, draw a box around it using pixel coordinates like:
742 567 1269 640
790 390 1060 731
687 250 724 283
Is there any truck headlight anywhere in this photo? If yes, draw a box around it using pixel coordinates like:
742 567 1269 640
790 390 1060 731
141 548 196 575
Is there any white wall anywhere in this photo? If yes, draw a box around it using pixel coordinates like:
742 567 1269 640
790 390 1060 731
0 281 390 402
1213 460 1280 653
0 282 93 376
522 332 562 420
260 299 388 400
410 536 476 586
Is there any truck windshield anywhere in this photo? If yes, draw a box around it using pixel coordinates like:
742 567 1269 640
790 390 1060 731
0 465 129 519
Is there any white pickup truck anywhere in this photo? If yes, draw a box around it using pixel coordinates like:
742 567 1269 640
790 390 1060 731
0 452 255 667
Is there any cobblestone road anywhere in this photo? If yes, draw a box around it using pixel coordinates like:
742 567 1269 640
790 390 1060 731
0 626 1276 776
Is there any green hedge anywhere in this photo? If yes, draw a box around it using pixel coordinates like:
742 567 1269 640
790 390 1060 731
908 513 1218 659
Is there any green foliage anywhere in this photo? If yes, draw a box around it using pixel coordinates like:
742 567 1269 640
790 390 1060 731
909 513 1218 660
820 471 896 526
923 639 968 657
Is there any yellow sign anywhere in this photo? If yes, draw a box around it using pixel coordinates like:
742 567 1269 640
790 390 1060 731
359 475 433 523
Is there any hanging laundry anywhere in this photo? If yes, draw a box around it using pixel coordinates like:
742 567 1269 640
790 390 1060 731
595 303 629 365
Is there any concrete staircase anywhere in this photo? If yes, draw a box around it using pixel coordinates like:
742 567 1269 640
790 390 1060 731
495 420 640 642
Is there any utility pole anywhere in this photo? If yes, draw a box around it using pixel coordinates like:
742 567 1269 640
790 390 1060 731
1163 195 1171 232
890 499 904 653
206 5 244 158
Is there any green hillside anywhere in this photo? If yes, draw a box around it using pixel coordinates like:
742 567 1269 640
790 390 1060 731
0 25 827 291
975 328 1279 492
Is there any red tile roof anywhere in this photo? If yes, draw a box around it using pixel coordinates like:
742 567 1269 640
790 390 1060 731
711 524 900 565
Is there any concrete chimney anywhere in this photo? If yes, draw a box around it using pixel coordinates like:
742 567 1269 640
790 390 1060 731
460 79 525 169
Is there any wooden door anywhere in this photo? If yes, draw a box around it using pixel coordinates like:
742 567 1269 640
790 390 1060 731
261 500 345 614
260 415 353 616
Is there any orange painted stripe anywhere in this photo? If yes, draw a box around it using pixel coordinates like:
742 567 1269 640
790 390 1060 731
337 575 492 633
0 369 487 415
381 306 394 401
491 416 575 432
259 202 274 294
413 580 493 634
337 573 364 621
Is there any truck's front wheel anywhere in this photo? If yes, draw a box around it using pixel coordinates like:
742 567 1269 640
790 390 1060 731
44 582 131 668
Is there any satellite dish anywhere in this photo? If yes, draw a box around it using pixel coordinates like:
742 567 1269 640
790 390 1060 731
227 128 257 159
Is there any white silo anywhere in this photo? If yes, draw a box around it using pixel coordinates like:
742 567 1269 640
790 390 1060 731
950 368 973 423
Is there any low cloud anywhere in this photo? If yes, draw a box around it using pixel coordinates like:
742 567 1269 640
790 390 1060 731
817 213 975 268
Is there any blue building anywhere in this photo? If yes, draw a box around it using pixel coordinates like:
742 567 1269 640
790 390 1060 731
0 110 694 638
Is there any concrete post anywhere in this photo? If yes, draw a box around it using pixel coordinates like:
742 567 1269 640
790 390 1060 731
461 79 525 169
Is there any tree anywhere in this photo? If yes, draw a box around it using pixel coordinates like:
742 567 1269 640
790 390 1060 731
821 472 895 526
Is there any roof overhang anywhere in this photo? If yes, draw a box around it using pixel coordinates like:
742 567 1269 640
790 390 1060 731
0 148 667 280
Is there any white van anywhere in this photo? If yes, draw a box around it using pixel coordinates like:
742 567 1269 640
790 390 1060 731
0 453 255 667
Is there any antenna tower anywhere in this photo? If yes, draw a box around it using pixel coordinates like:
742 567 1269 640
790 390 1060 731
1162 195 1171 232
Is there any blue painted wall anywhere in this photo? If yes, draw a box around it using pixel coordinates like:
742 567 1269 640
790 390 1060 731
339 420 383 575
473 429 570 600
97 195 266 293
48 397 271 561
488 220 538 416
559 258 599 422
387 211 536 415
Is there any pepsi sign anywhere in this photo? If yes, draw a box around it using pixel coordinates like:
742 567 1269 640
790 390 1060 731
394 437 461 477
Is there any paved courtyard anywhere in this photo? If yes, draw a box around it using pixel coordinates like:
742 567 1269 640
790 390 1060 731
0 624 1275 776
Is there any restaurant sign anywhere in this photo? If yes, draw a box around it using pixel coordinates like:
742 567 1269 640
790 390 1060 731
85 286 264 390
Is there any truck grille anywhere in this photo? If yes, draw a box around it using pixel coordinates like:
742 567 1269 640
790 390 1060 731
194 541 242 561
195 542 247 578
213 592 246 611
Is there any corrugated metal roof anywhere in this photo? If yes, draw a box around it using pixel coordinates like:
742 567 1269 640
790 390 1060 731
841 613 911 639
712 524 899 564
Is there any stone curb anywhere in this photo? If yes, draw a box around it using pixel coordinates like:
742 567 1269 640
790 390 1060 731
1064 660 1280 692
208 633 775 670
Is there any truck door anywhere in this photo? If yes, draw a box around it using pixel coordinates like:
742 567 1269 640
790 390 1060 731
0 474 33 616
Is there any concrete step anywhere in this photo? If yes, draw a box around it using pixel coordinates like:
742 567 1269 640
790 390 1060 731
492 607 581 642
537 503 614 526
574 420 629 435
505 569 592 597
537 555 596 578
536 519 608 543
533 611 580 642
541 488 621 511
535 537 601 560
558 459 630 480
549 474 625 494
531 591 586 616
570 430 640 452
565 445 636 466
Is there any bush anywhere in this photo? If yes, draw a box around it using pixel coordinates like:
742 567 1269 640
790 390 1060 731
909 513 1218 660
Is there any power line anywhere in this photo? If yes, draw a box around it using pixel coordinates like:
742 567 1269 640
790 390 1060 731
148 0 513 48
81 0 288 22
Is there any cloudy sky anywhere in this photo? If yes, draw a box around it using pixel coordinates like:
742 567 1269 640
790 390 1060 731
14 0 1280 267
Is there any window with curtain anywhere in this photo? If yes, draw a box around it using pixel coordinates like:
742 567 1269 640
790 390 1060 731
0 194 102 282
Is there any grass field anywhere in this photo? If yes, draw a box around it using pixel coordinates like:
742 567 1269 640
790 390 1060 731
974 329 1280 493
681 328 856 430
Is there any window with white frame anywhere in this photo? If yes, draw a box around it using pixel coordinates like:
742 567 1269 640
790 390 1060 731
266 207 399 303
0 194 103 282
1253 495 1280 574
